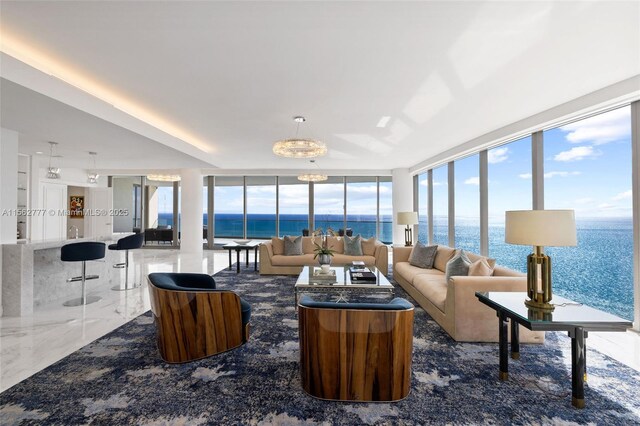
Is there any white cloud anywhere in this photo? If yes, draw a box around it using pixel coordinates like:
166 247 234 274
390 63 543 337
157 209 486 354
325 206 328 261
544 171 581 179
612 190 632 201
432 181 446 186
560 107 630 145
554 146 600 162
518 171 580 179
597 203 616 210
464 177 480 185
574 197 594 204
487 147 509 164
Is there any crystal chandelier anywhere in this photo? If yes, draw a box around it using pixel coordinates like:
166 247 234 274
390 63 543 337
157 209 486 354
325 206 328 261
46 141 61 179
87 152 99 184
147 174 181 182
273 116 327 158
297 160 328 182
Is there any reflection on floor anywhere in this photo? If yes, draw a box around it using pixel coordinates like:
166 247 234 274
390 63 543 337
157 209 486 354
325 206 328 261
0 248 638 393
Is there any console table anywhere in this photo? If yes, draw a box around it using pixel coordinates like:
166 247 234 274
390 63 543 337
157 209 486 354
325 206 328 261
476 292 632 409
222 241 261 273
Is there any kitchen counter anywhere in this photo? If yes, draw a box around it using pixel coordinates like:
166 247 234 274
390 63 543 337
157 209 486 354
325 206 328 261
2 234 131 316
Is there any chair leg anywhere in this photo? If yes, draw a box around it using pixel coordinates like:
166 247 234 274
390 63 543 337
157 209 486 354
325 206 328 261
64 261 101 307
112 250 140 291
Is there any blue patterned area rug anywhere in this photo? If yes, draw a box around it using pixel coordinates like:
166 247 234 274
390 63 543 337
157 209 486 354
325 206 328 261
1 264 639 425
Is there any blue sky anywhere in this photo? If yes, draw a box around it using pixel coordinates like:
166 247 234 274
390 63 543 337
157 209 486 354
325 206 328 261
157 180 393 217
419 106 632 221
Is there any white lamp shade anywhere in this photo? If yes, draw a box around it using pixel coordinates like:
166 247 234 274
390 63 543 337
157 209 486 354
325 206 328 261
397 211 418 226
505 210 577 247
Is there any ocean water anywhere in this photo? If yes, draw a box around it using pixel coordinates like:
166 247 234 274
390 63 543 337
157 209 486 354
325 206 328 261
156 212 634 320
419 217 634 321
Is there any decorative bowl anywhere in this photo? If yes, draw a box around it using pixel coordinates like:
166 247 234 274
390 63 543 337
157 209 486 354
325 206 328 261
234 239 251 245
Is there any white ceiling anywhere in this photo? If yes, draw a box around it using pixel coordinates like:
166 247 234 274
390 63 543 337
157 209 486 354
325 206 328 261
1 1 639 171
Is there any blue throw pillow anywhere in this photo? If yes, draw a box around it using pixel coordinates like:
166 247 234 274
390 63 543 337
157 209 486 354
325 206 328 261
409 242 438 269
444 249 471 282
344 234 363 256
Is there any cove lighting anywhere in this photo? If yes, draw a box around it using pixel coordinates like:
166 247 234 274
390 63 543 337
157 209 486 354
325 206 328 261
0 32 212 154
147 174 181 182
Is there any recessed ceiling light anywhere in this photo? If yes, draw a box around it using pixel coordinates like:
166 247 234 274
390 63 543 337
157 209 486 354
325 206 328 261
377 116 391 128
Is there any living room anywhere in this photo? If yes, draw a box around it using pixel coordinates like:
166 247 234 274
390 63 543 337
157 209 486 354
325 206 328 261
0 1 639 424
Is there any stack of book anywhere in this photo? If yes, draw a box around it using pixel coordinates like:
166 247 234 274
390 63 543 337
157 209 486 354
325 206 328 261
349 267 377 283
311 267 337 283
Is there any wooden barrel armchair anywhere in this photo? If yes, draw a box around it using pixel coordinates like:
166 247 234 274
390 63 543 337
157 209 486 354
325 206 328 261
298 296 414 402
147 272 251 363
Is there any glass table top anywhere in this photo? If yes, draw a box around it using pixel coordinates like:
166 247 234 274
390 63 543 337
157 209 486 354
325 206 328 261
477 292 632 328
296 266 393 289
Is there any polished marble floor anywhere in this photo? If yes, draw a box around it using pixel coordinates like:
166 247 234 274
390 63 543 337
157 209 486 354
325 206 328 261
1 248 639 393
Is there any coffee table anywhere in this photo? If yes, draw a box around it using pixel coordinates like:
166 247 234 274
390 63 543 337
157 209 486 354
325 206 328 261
295 265 394 307
222 241 261 273
476 291 632 409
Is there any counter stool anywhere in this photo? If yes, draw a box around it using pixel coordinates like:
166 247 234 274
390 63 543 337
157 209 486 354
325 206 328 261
109 233 144 291
61 241 106 307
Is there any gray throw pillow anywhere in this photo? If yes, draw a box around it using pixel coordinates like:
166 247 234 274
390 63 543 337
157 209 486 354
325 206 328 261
283 236 303 256
409 242 438 269
343 234 363 256
444 249 472 282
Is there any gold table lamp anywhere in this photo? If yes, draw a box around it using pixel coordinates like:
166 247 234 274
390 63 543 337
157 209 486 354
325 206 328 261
505 210 577 311
396 212 418 246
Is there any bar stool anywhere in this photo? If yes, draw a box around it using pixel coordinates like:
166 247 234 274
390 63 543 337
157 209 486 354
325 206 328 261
61 241 106 307
109 233 144 291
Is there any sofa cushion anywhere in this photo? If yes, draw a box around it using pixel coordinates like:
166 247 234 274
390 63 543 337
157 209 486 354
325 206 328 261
469 258 494 276
409 242 438 269
271 254 316 266
445 250 472 282
332 254 376 265
302 237 316 254
466 252 497 270
326 236 344 254
361 237 377 256
433 245 456 272
284 236 303 256
344 235 363 256
394 262 444 284
412 274 448 313
271 237 284 255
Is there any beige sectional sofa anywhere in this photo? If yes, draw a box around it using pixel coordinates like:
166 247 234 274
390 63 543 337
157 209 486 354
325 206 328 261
260 236 389 275
393 245 544 343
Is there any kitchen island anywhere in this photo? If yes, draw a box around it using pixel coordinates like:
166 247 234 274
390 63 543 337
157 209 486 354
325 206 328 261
2 235 129 316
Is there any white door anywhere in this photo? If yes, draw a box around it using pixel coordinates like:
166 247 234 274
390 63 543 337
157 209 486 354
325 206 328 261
86 187 113 238
41 182 67 240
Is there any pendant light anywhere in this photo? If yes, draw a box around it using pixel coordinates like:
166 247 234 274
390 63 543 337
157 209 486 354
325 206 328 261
46 141 61 179
298 159 328 182
87 152 99 184
273 116 327 158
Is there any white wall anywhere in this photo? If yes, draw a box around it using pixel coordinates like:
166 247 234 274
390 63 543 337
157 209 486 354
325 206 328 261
0 128 19 245
392 168 414 246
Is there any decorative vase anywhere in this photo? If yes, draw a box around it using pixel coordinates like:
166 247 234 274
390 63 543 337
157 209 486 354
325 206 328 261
318 254 332 266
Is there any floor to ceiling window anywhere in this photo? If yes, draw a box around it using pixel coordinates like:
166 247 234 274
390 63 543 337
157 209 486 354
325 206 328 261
487 137 532 271
378 177 393 243
417 173 428 244
543 106 633 320
346 177 377 238
278 177 309 236
214 176 244 238
314 177 345 233
246 177 276 239
454 154 480 254
432 165 448 245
